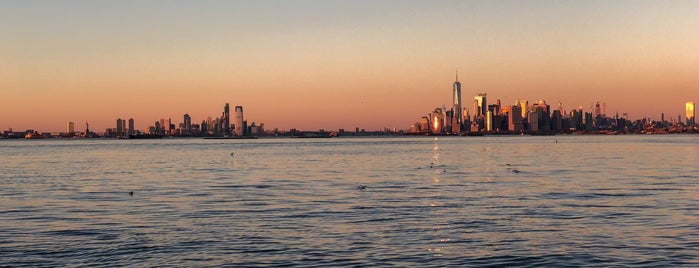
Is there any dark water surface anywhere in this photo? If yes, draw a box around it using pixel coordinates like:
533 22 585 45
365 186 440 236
2 136 698 267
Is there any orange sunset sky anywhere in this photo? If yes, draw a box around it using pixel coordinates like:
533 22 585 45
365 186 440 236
2 1 698 132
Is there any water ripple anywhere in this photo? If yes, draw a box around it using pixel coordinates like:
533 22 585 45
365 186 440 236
1 136 699 267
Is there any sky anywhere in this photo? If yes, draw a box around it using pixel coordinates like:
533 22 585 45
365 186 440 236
2 0 698 132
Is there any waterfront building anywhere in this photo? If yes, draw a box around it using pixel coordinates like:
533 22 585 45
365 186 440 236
687 102 695 126
431 108 445 134
116 118 126 136
419 116 430 133
66 122 75 134
128 118 135 135
235 106 244 136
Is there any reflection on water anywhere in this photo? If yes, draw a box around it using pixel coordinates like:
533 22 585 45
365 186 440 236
1 135 699 267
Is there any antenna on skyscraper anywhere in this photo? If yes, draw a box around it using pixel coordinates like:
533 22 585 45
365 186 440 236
455 69 459 82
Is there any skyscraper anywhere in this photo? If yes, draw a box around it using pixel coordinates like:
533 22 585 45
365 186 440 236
508 106 523 132
128 118 135 135
183 114 191 135
224 103 231 136
159 118 166 134
116 118 125 136
452 71 462 128
431 107 445 134
474 93 487 117
687 102 696 126
66 122 75 134
235 106 244 136
518 100 529 119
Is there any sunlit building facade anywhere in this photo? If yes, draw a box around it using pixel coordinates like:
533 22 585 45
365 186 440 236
687 102 696 126
518 100 529 119
66 122 75 134
235 106 244 136
474 93 487 117
431 108 445 134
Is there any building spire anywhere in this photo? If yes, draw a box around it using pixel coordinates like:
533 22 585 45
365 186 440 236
455 69 459 82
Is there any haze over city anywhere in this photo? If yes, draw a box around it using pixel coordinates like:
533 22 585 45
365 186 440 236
2 0 698 132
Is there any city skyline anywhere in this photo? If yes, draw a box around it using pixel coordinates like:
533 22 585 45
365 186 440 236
2 1 699 132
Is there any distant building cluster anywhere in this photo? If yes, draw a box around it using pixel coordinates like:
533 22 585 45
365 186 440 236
408 73 698 135
101 104 264 138
0 104 265 139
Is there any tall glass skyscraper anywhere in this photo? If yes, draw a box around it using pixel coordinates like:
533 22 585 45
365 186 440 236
452 71 462 127
183 114 191 135
224 103 230 136
687 102 695 126
474 93 487 117
235 106 244 136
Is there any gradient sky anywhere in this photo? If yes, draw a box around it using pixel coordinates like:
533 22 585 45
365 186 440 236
2 0 698 132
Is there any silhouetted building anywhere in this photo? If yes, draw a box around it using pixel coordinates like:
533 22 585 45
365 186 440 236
116 118 126 137
551 110 563 131
445 110 453 133
584 112 594 131
529 101 551 132
508 105 523 132
570 109 583 130
128 118 135 135
183 114 192 135
224 103 231 136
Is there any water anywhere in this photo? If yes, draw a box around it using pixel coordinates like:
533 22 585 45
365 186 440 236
1 135 698 267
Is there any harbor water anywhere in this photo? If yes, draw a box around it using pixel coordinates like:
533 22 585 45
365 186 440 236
1 135 698 267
